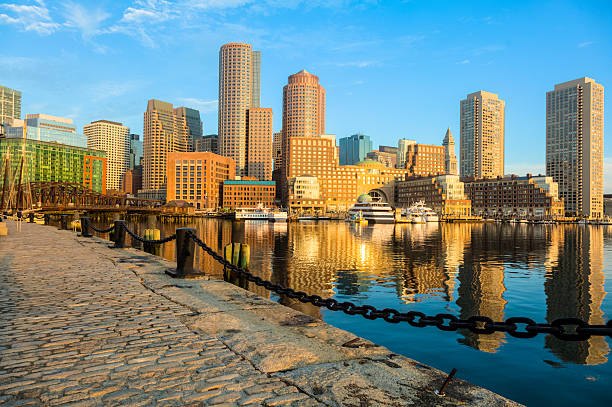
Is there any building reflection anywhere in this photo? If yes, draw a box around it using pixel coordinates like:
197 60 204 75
544 226 609 365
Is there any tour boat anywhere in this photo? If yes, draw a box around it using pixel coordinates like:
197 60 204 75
401 201 439 223
347 194 395 224
235 205 287 222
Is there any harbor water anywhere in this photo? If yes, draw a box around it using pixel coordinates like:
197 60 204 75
91 217 612 406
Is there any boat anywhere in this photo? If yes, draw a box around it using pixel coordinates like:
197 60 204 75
235 204 287 222
400 201 439 223
348 211 368 224
347 194 395 224
298 215 317 221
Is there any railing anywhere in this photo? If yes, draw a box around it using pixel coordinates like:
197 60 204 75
47 216 612 342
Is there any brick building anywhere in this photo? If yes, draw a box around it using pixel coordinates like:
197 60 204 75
396 175 471 217
222 179 276 209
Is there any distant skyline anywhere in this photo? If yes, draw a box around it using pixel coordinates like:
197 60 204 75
1 0 610 191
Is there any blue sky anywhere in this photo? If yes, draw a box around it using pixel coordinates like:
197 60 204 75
1 0 611 191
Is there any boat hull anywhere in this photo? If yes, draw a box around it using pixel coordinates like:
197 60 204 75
368 218 395 224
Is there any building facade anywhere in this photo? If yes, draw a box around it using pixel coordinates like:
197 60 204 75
246 107 273 180
121 166 142 196
222 179 275 209
396 174 471 217
195 134 219 154
546 77 604 218
443 128 458 175
141 99 190 200
339 134 372 165
396 138 416 169
404 144 445 176
463 175 564 219
166 152 234 210
218 43 261 176
460 91 505 179
0 138 106 193
5 114 87 147
366 150 397 168
0 86 21 126
83 120 130 191
272 131 282 171
174 107 202 151
129 133 143 170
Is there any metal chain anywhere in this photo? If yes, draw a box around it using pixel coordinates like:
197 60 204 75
122 224 177 244
85 218 115 234
188 231 612 342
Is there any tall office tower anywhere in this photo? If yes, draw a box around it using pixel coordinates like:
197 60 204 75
246 107 273 180
218 43 261 176
546 77 604 218
443 128 458 175
129 133 143 169
141 99 190 200
174 107 202 151
339 134 373 165
83 120 130 191
0 85 21 126
396 138 416 169
195 134 219 154
460 91 505 179
272 131 282 171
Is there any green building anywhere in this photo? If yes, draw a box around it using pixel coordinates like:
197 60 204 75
0 138 107 193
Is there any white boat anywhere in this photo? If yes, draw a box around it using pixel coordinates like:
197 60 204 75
347 194 395 224
235 205 287 222
401 201 439 223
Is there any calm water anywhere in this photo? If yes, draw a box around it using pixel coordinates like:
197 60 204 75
92 217 612 406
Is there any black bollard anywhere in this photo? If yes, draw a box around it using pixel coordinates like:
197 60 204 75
166 228 201 278
60 214 69 230
28 213 34 223
44 214 50 225
112 220 126 248
80 216 92 237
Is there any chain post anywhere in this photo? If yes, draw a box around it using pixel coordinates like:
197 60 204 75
60 214 69 230
80 216 92 237
112 220 127 248
166 228 202 278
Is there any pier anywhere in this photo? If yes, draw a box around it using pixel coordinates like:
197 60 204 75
0 220 520 406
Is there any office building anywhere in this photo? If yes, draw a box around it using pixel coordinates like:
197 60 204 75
0 138 106 193
83 120 130 191
546 77 604 218
222 179 275 209
396 174 471 217
339 134 373 165
404 144 446 176
4 114 87 147
121 166 142 196
166 152 235 210
443 128 458 175
174 107 202 151
129 133 143 169
396 138 416 169
218 43 261 176
0 86 21 126
246 107 273 180
141 99 190 200
366 150 396 168
195 134 218 154
273 131 282 171
460 91 505 179
463 174 564 219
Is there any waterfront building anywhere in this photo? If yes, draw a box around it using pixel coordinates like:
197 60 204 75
4 114 87 147
605 194 612 217
121 166 142 196
141 99 190 200
339 134 372 166
222 179 275 209
396 138 416 169
218 43 261 176
443 128 458 175
174 107 202 151
0 85 21 127
83 120 130 191
272 131 282 171
404 143 445 176
166 152 235 210
129 134 143 169
289 175 320 200
463 174 564 219
366 148 397 169
0 138 106 193
246 107 273 181
460 91 505 179
195 134 218 154
546 77 604 218
396 174 471 217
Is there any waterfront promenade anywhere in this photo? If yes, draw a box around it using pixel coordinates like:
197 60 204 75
0 221 520 406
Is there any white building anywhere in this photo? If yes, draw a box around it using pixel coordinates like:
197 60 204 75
84 120 130 191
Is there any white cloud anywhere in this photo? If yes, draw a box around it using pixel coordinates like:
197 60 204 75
456 59 470 65
578 41 594 48
176 98 218 113
504 163 545 177
335 60 381 68
63 2 110 39
0 0 60 35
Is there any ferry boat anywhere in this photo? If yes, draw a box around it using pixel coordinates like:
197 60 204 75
347 194 395 224
235 205 287 222
400 201 439 223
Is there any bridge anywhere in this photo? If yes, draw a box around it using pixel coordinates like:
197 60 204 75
1 181 163 212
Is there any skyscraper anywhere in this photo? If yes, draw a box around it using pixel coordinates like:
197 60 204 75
218 43 261 176
339 134 372 165
141 99 190 200
546 77 604 218
0 85 21 126
129 133 143 169
443 128 458 175
5 114 87 147
396 138 416 169
246 107 273 180
84 120 130 191
174 107 202 151
460 91 505 179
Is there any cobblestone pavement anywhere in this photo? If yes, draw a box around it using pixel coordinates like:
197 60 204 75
0 221 319 406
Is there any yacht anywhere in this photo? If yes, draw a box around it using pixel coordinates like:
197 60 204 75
235 205 287 222
401 201 439 223
347 194 395 224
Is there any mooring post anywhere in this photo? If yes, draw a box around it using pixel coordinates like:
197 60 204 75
80 216 92 237
44 214 50 225
112 220 127 248
28 213 34 223
60 214 69 230
166 228 199 278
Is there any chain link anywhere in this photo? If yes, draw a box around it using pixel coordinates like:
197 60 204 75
122 224 177 244
85 218 115 234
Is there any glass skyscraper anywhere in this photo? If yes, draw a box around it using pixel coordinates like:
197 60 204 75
5 114 87 148
339 134 373 165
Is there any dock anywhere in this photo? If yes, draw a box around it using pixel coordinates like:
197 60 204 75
0 220 521 406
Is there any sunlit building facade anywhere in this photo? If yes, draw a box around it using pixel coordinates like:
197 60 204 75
443 128 458 175
83 120 130 191
174 107 202 152
222 179 275 209
404 143 446 176
339 133 372 165
396 174 471 217
246 107 273 180
4 114 86 148
0 85 21 127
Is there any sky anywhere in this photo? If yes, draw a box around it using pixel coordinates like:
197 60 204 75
1 0 611 191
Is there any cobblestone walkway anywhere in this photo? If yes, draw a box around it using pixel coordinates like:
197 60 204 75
0 222 318 406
